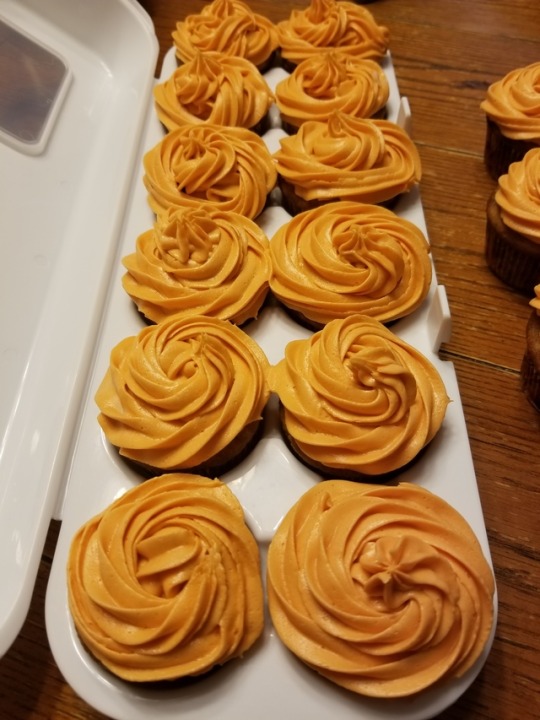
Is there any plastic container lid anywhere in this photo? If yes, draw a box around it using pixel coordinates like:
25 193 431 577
0 0 158 655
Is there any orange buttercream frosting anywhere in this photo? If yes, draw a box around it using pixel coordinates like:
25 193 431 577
495 148 540 243
95 316 270 471
275 52 389 129
173 0 279 69
67 473 264 682
530 284 540 314
269 201 432 326
274 112 421 205
122 206 271 325
268 315 449 476
154 51 274 132
143 123 277 220
277 0 389 66
480 61 540 141
267 480 495 698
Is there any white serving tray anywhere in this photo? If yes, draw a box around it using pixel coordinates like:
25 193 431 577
40 36 498 720
0 0 158 656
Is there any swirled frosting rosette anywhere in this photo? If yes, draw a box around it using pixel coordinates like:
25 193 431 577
267 315 449 477
153 51 274 132
274 112 421 212
481 62 540 141
67 473 264 682
172 0 279 71
266 480 495 698
495 148 540 243
481 62 540 179
95 316 271 474
143 123 277 220
277 0 389 67
122 207 271 325
485 149 540 292
275 52 389 131
269 201 432 327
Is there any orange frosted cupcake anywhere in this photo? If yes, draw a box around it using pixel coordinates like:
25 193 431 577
122 206 271 325
277 0 389 71
268 315 449 480
153 51 274 134
485 148 540 293
172 0 279 73
481 61 540 180
269 201 432 329
95 316 271 476
143 123 277 220
274 112 422 215
267 480 495 698
68 473 264 682
521 285 540 411
275 52 389 133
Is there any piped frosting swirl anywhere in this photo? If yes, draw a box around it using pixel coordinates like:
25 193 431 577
173 0 279 70
143 123 277 219
495 148 540 243
275 52 389 128
268 315 449 476
154 51 274 131
277 0 389 66
95 316 270 472
122 206 271 324
267 480 495 697
269 201 432 325
480 61 540 141
68 473 264 682
274 113 421 206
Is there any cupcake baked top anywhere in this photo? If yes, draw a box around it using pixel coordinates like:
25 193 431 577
274 112 421 206
95 315 270 472
480 61 540 141
143 123 277 219
267 480 495 698
269 201 432 327
122 206 271 325
274 52 389 129
68 473 264 682
153 51 274 132
172 0 279 70
494 147 540 243
277 0 389 66
268 314 449 476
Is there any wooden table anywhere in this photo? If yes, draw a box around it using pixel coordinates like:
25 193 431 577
1 1 539 718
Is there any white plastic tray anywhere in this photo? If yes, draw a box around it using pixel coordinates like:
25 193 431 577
0 0 158 656
43 43 497 720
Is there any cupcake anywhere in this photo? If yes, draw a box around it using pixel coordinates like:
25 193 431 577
481 61 540 180
521 284 540 411
153 51 274 134
122 206 271 325
267 315 449 480
143 123 277 220
485 147 540 293
267 480 495 698
172 0 279 73
95 315 271 476
269 201 432 329
67 473 264 682
274 52 389 133
274 112 422 215
277 0 389 71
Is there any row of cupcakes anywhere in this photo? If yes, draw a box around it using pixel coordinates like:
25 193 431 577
65 0 495 706
480 61 540 410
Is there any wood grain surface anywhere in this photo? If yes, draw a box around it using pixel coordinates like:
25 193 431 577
1 1 539 718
